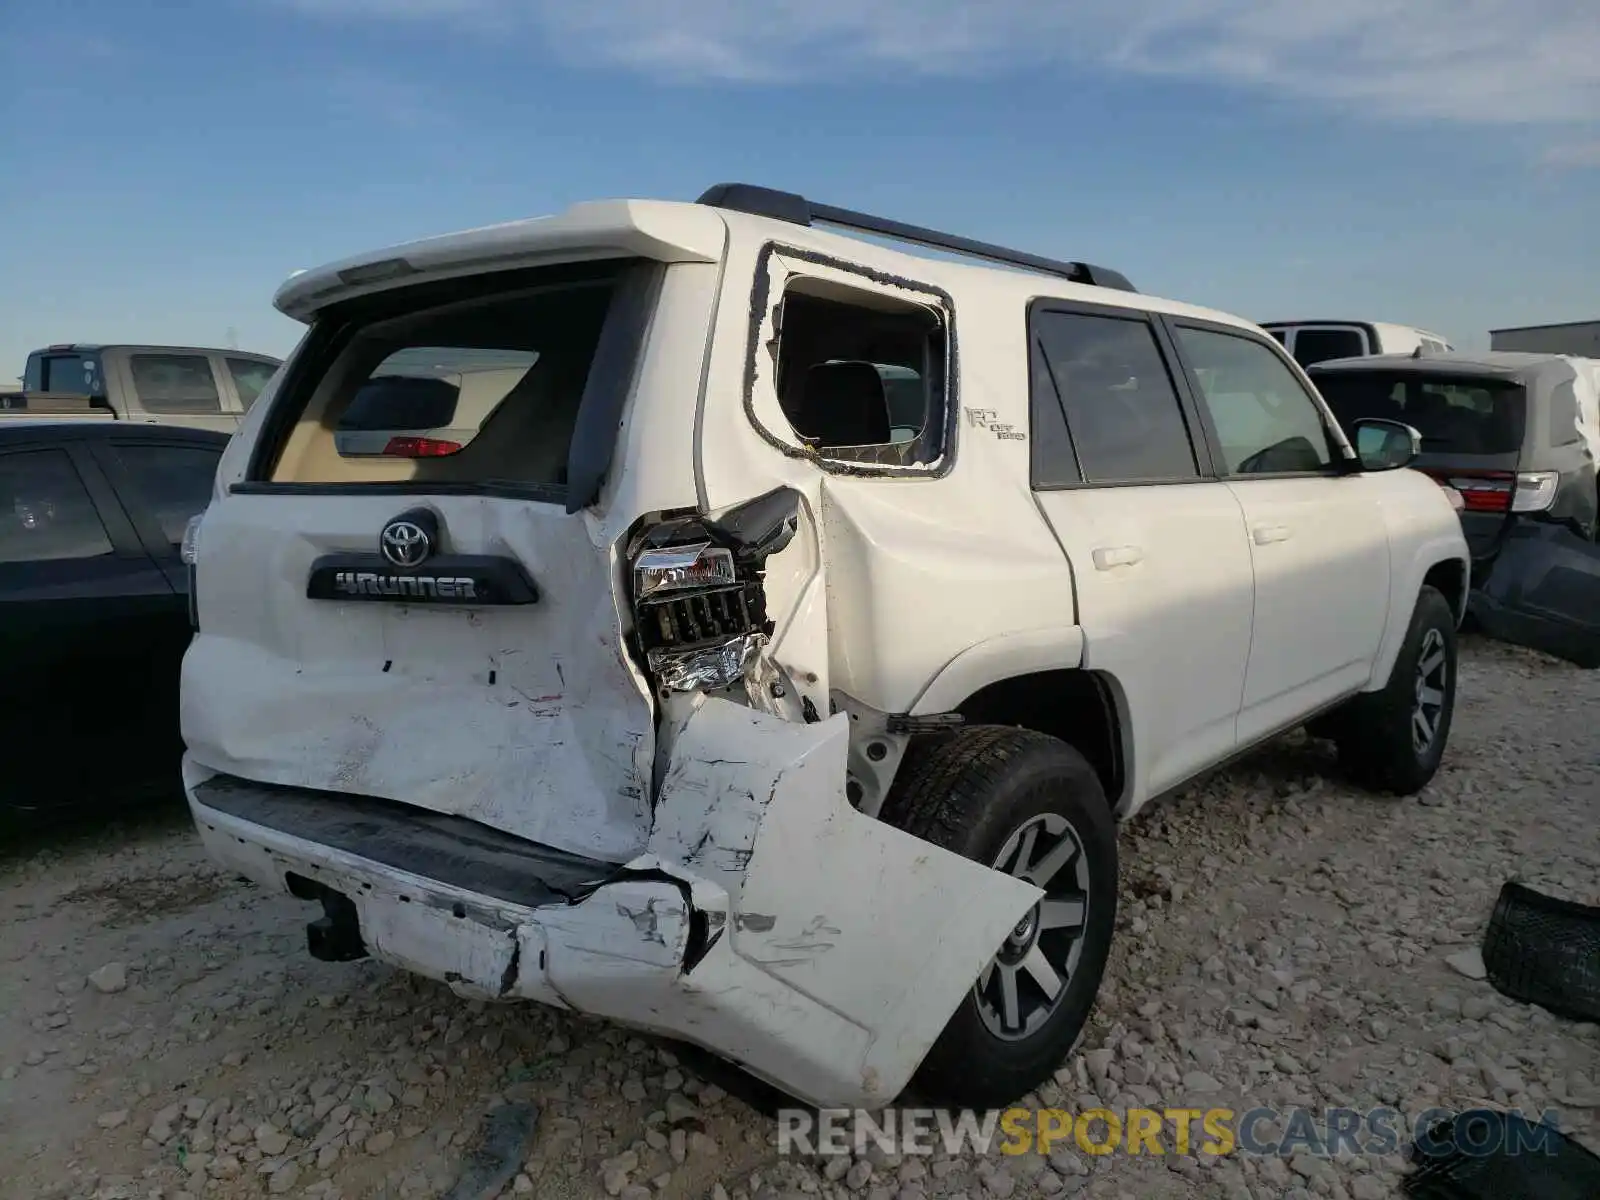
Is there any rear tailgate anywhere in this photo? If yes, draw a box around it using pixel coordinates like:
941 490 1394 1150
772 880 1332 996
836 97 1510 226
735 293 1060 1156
182 258 668 863
1316 367 1527 561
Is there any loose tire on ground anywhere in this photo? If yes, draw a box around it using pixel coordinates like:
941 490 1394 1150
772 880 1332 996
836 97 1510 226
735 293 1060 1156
880 725 1118 1111
1333 585 1458 795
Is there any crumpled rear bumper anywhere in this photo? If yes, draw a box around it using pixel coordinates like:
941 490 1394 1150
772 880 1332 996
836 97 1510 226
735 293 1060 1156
185 698 1041 1109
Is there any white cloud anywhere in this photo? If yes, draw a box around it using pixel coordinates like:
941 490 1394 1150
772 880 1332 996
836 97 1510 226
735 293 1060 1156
282 0 1600 124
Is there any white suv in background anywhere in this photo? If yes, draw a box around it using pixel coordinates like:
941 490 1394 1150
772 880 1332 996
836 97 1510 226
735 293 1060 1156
179 184 1471 1112
1264 320 1454 368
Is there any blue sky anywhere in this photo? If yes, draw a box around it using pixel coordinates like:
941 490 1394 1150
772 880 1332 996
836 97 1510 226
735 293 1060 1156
2 0 1597 377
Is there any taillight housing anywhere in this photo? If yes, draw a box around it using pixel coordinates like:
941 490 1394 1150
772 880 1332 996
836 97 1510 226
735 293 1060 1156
1429 470 1560 516
382 436 462 458
630 539 771 693
1510 471 1559 513
181 513 205 630
1453 480 1513 513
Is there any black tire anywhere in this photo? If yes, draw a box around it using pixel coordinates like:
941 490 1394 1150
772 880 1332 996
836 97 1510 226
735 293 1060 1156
1334 585 1457 794
879 726 1117 1110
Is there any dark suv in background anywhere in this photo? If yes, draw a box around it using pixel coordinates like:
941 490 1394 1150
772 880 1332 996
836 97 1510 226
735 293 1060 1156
1311 350 1600 667
1310 351 1600 561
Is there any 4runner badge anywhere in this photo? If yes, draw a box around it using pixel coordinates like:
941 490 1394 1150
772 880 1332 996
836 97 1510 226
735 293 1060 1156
305 507 540 607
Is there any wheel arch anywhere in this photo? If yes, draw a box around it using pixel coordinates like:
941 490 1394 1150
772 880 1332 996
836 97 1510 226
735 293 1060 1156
1368 537 1471 692
906 626 1127 809
943 668 1127 813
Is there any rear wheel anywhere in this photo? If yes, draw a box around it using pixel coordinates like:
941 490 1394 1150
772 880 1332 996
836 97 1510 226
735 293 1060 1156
1334 585 1457 794
880 726 1118 1110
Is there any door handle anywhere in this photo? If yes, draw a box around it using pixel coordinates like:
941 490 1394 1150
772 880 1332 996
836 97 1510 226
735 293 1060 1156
1091 544 1145 570
1252 523 1292 545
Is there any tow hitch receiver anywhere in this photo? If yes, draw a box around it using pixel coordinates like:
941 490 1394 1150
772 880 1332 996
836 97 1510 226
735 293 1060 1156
290 875 370 962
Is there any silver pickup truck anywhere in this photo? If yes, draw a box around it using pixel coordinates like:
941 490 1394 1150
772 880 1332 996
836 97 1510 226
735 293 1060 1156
3 344 281 434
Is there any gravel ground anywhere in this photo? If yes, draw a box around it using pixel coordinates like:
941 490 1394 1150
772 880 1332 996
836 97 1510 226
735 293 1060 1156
2 636 1597 1200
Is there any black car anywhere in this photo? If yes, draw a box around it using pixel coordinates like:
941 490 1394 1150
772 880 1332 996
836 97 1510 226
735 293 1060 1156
0 421 227 814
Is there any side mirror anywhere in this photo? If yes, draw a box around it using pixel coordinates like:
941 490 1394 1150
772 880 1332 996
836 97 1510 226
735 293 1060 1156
1352 418 1422 472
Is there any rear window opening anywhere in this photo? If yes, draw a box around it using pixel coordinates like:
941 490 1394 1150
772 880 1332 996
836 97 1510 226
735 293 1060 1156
1315 371 1526 457
771 281 947 468
260 262 640 496
333 350 542 459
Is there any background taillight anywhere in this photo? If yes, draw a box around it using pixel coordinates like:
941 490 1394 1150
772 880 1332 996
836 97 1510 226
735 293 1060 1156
382 436 462 457
1456 482 1513 513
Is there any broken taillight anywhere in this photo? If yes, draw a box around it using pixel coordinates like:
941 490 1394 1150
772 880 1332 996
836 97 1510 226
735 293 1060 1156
382 436 462 458
629 539 769 693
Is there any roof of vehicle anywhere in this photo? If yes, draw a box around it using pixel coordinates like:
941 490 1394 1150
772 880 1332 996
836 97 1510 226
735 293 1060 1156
1307 350 1570 380
29 343 281 361
273 191 1263 338
0 420 231 447
1261 319 1451 341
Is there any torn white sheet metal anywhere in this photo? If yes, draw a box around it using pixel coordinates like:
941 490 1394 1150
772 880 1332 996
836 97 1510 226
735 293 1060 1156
184 699 1041 1108
1561 356 1600 469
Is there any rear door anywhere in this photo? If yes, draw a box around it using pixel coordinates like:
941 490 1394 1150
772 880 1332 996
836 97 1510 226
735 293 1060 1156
0 439 181 810
90 437 224 590
1167 320 1391 742
1027 300 1255 802
182 260 669 863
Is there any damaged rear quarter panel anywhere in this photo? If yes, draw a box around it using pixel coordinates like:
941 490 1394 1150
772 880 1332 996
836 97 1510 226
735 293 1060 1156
640 698 1042 1103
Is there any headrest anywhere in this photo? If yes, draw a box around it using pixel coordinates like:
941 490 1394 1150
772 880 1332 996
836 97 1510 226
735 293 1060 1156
792 361 892 448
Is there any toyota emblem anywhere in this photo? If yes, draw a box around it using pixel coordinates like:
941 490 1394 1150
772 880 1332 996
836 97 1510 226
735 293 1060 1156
380 516 433 567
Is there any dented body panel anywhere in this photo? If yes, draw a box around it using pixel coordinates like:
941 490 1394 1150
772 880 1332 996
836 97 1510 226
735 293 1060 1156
184 701 1039 1108
181 490 656 860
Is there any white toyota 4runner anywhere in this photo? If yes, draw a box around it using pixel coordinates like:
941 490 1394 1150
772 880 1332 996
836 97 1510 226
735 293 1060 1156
180 184 1470 1112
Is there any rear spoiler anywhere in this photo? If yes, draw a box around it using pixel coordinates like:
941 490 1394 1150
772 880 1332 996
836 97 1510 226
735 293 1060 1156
0 391 115 415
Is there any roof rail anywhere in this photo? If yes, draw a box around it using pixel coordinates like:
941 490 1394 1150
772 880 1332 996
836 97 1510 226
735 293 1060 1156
696 183 1136 293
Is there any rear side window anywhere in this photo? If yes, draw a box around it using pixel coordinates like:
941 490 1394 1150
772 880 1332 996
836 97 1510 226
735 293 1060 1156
0 450 114 564
1549 381 1585 447
261 262 637 495
1315 371 1526 456
130 354 223 414
109 444 222 548
771 285 946 468
1291 328 1367 367
1031 309 1199 485
226 358 279 410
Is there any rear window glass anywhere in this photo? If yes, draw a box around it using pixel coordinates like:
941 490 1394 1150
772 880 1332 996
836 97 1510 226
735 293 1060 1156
262 266 627 492
25 353 104 396
1291 329 1366 367
1314 371 1527 456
